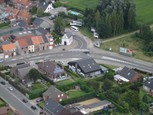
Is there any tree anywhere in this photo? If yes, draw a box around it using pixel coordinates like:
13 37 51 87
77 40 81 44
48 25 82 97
102 79 113 90
29 69 42 83
142 94 148 104
37 8 44 16
52 32 61 45
124 90 139 109
53 17 65 36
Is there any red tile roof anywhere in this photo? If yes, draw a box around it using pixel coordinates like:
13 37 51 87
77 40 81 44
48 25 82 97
31 36 44 45
18 38 28 48
2 43 16 51
5 6 13 13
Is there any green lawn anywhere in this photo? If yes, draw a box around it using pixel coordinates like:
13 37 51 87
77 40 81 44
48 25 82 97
56 79 74 86
68 90 86 98
135 0 153 24
31 83 47 94
37 101 45 109
140 88 153 103
60 0 99 11
101 35 153 63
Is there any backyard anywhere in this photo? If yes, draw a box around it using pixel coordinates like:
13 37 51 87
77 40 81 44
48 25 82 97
67 89 86 98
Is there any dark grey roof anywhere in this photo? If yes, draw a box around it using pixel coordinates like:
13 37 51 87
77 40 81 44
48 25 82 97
43 85 63 99
44 99 65 115
66 30 73 38
18 66 32 79
39 2 49 10
40 21 51 29
119 66 138 80
33 18 43 26
68 58 101 74
83 100 111 109
37 61 64 75
18 20 27 28
26 38 33 45
144 79 153 90
42 35 49 43
36 27 47 35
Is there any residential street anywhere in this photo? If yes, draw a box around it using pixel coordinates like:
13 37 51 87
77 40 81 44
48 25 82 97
0 77 40 115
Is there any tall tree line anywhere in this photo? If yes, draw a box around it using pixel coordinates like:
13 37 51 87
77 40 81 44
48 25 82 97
84 0 137 38
136 25 153 56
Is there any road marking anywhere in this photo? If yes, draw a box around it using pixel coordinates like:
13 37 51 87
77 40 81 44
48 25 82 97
101 56 131 64
0 85 36 114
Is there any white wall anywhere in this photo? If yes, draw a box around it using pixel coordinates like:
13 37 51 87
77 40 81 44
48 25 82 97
61 34 73 45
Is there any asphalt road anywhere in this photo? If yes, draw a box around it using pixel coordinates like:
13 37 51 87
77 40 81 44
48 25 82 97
0 78 39 115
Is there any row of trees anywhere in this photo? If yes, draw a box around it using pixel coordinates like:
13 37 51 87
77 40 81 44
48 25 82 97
84 0 137 38
136 25 153 56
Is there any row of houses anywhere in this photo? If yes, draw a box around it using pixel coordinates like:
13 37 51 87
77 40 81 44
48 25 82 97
0 33 54 59
4 6 32 24
10 58 108 85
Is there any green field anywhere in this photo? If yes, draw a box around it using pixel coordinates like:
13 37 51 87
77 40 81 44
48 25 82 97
60 0 99 11
134 0 153 24
101 35 153 63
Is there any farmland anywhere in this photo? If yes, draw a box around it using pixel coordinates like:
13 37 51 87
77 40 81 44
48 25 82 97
60 0 153 24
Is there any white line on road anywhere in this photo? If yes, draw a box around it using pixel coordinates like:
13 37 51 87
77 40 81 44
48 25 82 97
101 56 130 64
0 85 36 114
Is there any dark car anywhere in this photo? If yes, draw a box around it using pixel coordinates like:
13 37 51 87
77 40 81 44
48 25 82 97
31 105 37 110
22 99 28 103
0 81 6 85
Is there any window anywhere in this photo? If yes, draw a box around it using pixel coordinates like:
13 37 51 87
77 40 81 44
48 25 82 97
58 95 60 98
61 94 63 97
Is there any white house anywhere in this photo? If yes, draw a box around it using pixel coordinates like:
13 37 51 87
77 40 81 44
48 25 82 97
44 3 54 13
61 31 73 45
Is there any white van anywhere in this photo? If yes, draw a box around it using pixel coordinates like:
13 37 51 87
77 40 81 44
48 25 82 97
71 26 79 31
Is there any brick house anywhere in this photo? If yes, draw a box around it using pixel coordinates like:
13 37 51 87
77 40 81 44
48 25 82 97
12 0 32 10
1 42 16 58
17 10 32 24
43 85 68 102
114 66 141 83
143 79 153 96
37 61 66 82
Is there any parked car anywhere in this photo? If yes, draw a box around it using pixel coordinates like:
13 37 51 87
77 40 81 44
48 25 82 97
31 105 37 110
22 99 28 103
93 32 99 39
8 87 13 91
0 81 6 85
36 98 43 102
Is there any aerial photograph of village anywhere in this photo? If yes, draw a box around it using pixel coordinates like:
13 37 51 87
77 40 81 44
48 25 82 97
0 0 153 115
